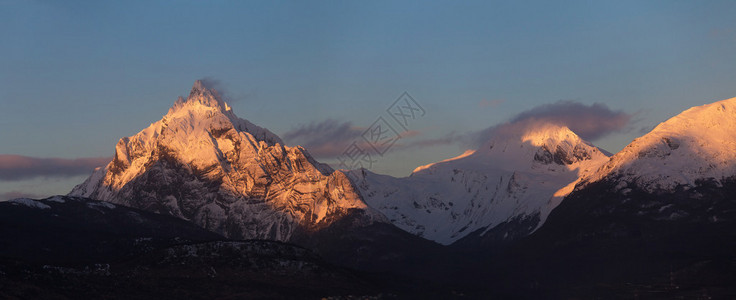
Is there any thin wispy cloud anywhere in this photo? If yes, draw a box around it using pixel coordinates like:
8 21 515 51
472 100 632 147
196 77 256 104
283 120 447 158
286 100 631 159
0 155 111 181
509 100 631 140
198 77 225 93
393 132 464 151
0 191 45 201
282 120 365 158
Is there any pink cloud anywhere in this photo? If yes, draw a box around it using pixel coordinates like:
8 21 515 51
282 120 366 157
0 191 45 201
0 155 111 181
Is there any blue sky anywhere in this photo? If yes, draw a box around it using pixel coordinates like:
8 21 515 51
2 0 736 200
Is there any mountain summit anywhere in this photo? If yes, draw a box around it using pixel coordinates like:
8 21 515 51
351 122 609 245
583 97 736 192
550 97 736 225
510 98 736 296
70 80 381 241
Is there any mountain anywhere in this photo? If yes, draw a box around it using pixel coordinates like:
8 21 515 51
573 96 736 221
0 196 221 264
350 121 609 245
0 196 381 299
69 80 384 241
590 97 736 186
14 87 736 297
495 97 736 297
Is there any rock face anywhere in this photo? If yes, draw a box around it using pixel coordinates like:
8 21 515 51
351 121 609 245
70 80 382 241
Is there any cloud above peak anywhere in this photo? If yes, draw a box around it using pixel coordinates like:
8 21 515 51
472 100 632 148
0 191 45 201
508 100 631 141
282 119 457 159
284 101 632 161
197 77 223 91
193 77 257 104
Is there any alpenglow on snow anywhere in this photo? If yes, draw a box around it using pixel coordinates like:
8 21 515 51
70 80 384 241
350 120 610 245
581 97 736 192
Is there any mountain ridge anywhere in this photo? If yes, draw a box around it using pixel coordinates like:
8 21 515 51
497 96 736 296
351 122 610 245
69 80 384 241
581 96 736 193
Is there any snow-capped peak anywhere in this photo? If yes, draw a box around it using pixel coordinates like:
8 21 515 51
583 97 736 192
70 80 382 241
161 80 283 146
521 123 584 148
415 122 606 177
168 80 231 115
482 121 592 158
354 121 609 245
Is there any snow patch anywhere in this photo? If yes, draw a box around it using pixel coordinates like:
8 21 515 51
46 196 66 203
355 123 609 245
87 201 116 210
67 80 380 241
9 198 51 209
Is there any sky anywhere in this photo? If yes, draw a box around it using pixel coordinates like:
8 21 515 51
2 0 736 200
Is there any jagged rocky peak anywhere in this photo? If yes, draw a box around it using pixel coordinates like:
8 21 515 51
170 80 281 144
70 80 382 241
169 80 229 114
189 79 216 97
